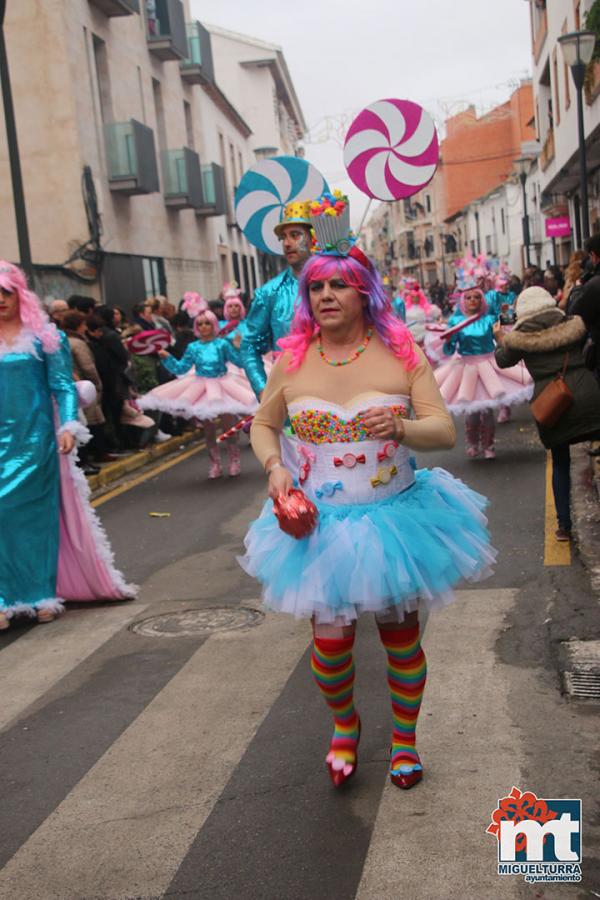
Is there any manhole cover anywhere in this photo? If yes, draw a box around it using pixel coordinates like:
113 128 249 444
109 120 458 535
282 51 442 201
131 606 264 638
560 639 600 701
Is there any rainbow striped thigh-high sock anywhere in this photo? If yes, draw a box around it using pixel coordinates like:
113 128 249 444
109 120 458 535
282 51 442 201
378 624 427 783
310 633 360 784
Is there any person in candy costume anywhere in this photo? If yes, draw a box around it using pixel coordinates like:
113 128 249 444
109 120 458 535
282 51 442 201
434 286 533 459
239 203 496 790
403 280 440 344
139 310 257 477
0 263 135 628
240 200 314 398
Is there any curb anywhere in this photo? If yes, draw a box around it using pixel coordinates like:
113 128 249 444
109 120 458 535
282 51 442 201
571 443 600 596
87 430 204 493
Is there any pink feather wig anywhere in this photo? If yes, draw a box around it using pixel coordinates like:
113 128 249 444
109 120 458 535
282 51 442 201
0 260 60 353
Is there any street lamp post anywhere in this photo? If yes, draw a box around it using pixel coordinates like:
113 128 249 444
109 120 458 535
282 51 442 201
514 157 532 268
558 30 596 244
0 0 34 284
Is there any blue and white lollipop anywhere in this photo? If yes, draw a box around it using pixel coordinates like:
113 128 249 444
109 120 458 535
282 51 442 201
235 156 329 254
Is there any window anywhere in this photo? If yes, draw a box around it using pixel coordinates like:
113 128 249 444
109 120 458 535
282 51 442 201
232 251 241 286
92 34 112 123
425 194 431 214
501 208 506 235
183 101 194 149
250 257 257 291
552 49 561 126
152 78 167 155
562 21 571 109
485 235 492 255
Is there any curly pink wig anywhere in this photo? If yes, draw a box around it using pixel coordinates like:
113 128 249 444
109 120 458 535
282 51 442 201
193 310 219 338
223 296 246 321
0 260 60 353
278 254 418 371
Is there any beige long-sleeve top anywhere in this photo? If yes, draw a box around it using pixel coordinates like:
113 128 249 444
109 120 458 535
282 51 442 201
251 335 456 468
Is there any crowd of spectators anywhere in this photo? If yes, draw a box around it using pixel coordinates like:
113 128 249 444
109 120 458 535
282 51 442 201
47 293 202 476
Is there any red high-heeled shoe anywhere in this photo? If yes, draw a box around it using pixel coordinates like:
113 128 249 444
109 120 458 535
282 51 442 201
390 767 423 790
326 717 361 788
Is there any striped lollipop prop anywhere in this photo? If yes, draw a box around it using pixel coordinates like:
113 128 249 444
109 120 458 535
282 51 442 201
217 415 254 442
235 156 329 254
126 329 171 356
344 99 439 201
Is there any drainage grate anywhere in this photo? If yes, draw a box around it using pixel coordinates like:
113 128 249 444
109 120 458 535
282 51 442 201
131 606 264 638
560 640 600 701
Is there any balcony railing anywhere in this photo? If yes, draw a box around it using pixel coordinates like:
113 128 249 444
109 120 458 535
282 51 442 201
89 0 139 15
180 21 214 85
105 120 160 195
146 0 187 61
196 164 227 217
540 129 555 172
162 147 203 209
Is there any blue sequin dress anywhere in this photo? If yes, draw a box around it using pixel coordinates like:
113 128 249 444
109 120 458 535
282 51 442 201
0 330 80 615
138 338 257 419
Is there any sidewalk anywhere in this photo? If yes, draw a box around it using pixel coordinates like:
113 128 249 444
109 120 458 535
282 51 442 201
87 430 204 496
571 442 600 595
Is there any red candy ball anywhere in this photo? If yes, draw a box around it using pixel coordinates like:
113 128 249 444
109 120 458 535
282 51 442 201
273 488 319 540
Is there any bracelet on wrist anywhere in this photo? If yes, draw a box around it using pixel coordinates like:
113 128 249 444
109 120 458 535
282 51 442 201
266 461 283 476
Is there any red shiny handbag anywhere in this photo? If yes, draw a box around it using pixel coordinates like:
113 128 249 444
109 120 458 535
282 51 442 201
530 353 573 428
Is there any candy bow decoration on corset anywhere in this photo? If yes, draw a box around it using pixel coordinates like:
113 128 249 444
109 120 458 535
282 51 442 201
333 453 366 468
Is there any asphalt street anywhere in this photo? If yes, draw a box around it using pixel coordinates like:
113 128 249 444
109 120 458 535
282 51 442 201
0 407 598 900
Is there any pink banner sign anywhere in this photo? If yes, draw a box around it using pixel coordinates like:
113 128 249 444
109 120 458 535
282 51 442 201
545 216 571 238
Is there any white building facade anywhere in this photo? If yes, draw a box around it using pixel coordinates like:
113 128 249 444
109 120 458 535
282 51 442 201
528 0 600 258
0 1 306 307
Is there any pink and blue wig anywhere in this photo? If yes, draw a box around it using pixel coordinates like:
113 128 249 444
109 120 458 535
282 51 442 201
278 253 418 371
0 261 60 353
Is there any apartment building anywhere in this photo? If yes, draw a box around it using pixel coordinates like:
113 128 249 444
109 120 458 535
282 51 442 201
528 0 600 256
0 1 305 307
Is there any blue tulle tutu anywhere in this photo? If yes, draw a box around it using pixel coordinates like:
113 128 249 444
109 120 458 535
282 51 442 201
238 467 496 624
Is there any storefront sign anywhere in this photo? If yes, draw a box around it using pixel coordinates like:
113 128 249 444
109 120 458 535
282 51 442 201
545 216 571 238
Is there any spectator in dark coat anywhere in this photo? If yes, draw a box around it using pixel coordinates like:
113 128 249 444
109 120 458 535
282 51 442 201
495 287 600 541
86 314 130 449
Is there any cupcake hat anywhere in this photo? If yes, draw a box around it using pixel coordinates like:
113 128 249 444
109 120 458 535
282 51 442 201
309 190 372 270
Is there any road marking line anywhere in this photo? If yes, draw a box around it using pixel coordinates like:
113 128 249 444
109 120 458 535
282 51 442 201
544 451 571 566
0 615 309 900
91 442 206 507
0 601 150 734
357 590 523 900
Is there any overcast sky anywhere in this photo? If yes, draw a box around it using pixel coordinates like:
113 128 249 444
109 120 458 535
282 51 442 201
191 0 533 226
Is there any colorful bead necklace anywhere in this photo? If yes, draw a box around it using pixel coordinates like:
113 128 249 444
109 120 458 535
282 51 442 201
317 327 373 367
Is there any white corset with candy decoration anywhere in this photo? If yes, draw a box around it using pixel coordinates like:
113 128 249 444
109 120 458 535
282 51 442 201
286 395 415 506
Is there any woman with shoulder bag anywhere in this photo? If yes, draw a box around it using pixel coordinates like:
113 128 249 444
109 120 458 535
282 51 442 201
495 286 600 541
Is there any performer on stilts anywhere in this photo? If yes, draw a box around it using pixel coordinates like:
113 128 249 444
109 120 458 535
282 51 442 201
0 262 135 629
239 200 496 790
433 284 532 459
139 310 257 478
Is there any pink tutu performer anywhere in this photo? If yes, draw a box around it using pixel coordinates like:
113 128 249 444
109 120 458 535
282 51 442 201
140 310 258 477
434 286 532 459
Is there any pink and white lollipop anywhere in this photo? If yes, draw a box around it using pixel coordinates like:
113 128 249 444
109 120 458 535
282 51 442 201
126 329 171 356
344 99 439 201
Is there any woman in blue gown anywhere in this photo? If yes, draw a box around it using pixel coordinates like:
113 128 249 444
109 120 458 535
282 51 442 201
0 263 86 626
0 262 134 628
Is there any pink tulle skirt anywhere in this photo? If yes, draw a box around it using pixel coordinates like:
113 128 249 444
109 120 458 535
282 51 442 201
138 367 258 420
435 352 533 415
